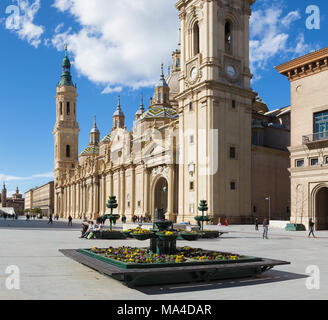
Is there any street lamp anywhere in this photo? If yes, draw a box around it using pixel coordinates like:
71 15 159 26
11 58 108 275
265 196 271 222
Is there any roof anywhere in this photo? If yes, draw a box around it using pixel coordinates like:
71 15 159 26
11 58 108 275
101 133 112 143
139 106 178 120
265 106 291 117
276 47 328 74
80 145 100 157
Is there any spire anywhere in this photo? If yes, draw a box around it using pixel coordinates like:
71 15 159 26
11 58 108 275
3 182 6 191
90 115 99 133
135 93 145 120
157 63 168 87
113 95 124 117
59 44 74 87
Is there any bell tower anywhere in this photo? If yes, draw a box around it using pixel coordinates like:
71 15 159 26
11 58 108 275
176 0 256 224
53 46 80 181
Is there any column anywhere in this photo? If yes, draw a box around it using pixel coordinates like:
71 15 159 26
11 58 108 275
144 167 150 217
120 169 125 216
167 164 175 221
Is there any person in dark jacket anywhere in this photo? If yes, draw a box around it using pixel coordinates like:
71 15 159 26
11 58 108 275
308 219 316 238
255 218 259 231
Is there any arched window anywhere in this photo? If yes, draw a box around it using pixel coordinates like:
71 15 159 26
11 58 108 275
60 102 63 115
67 102 70 115
66 145 70 158
225 21 232 54
193 22 200 56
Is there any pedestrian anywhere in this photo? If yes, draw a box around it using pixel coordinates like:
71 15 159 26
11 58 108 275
263 218 269 239
255 218 259 231
225 218 229 226
68 215 73 227
80 222 89 238
47 214 53 225
218 217 222 226
308 218 316 238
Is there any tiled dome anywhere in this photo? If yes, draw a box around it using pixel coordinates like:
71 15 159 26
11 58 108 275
101 133 112 143
139 106 178 120
80 145 100 157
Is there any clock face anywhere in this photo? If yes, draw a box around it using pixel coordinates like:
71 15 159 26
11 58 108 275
226 65 236 78
190 67 197 80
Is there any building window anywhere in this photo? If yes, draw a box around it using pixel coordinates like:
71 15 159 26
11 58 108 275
189 181 194 191
325 157 328 164
189 102 193 111
230 147 236 159
296 159 304 167
230 181 236 190
252 132 258 145
232 100 236 109
190 135 194 144
60 102 63 115
225 21 232 54
314 110 328 140
253 206 257 213
310 158 319 166
137 201 141 207
67 102 70 115
164 94 167 103
66 145 70 158
258 133 263 146
193 22 200 56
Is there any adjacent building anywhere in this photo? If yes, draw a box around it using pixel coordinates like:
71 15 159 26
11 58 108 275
24 181 54 216
53 0 290 223
276 47 328 230
0 184 24 215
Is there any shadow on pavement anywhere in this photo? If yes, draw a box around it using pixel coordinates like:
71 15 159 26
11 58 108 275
136 270 307 295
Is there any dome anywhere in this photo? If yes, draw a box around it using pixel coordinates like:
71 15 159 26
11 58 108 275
80 145 100 157
166 71 179 94
101 133 112 143
139 106 178 120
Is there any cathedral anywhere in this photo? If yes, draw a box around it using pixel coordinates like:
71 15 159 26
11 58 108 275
54 0 291 223
0 184 24 215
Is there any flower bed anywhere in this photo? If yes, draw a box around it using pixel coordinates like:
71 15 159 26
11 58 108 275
156 231 179 241
78 246 261 269
130 229 155 241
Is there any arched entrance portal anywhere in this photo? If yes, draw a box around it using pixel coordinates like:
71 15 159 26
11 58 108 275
315 187 328 230
153 177 168 220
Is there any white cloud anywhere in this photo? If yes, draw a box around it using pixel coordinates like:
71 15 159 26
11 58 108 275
52 0 178 91
5 0 44 48
250 6 317 79
0 172 54 182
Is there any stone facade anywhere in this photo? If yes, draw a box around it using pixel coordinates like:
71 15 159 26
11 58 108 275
0 185 24 215
277 47 328 230
24 181 54 216
54 0 290 224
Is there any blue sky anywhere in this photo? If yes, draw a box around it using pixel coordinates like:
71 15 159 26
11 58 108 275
0 0 327 196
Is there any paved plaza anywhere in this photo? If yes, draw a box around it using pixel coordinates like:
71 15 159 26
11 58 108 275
0 218 326 300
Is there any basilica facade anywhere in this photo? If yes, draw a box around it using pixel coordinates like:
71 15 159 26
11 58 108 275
54 0 291 223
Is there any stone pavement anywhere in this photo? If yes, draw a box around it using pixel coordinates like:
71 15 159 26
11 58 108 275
0 218 326 300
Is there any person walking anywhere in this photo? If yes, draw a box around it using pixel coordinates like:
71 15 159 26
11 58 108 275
308 218 316 238
255 218 259 231
47 215 53 225
263 218 269 239
68 215 73 227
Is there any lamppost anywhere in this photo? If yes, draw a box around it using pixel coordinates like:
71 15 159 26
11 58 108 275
265 196 271 222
